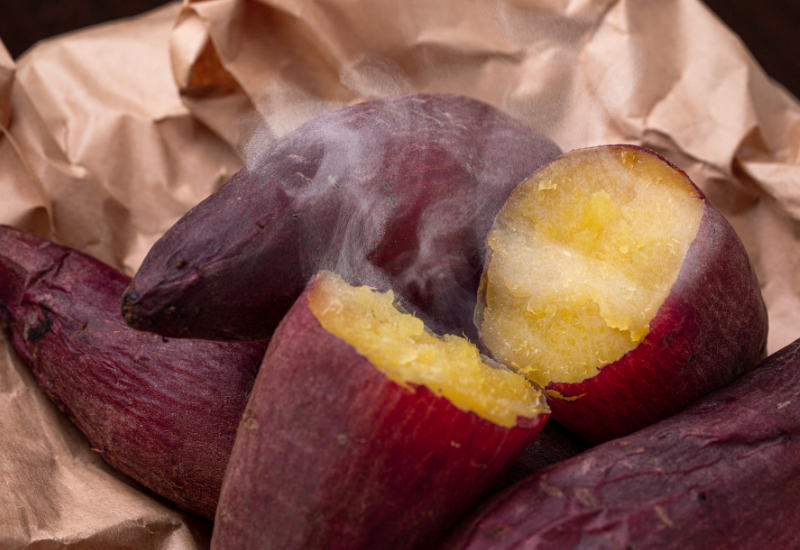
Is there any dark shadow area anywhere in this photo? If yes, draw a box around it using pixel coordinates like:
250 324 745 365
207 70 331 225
703 0 800 99
0 0 174 58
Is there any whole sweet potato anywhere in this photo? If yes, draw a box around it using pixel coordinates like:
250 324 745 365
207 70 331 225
122 92 562 343
438 338 800 550
0 225 266 520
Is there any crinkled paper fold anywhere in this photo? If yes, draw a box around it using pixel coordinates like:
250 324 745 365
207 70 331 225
2 0 800 546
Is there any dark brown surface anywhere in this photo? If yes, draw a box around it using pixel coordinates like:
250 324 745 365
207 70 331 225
0 1 799 100
703 0 800 99
0 0 174 58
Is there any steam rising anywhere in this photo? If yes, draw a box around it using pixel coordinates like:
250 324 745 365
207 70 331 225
227 93 562 341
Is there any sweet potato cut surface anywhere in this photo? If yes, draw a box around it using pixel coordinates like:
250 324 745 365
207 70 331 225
476 145 768 442
308 271 543 427
0 225 266 520
480 146 703 385
439 338 800 550
123 92 562 343
211 272 548 550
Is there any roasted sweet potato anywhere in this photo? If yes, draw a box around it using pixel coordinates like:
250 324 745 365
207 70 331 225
122 92 562 343
439 338 800 550
211 272 549 550
476 145 768 442
0 225 267 520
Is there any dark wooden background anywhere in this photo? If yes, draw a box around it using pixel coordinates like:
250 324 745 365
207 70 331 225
1 0 799 100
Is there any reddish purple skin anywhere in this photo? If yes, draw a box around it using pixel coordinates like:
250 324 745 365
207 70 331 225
481 145 768 443
438 339 800 550
122 92 561 343
0 225 267 520
211 275 548 550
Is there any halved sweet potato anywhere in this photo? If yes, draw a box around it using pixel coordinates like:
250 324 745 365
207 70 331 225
211 271 549 550
122 92 562 344
476 145 768 442
0 225 266 520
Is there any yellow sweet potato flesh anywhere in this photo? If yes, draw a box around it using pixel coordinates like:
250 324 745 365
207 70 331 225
481 147 703 387
308 271 545 427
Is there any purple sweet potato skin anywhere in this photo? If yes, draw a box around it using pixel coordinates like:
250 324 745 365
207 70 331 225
211 274 548 550
122 92 562 343
438 339 800 550
0 225 266 520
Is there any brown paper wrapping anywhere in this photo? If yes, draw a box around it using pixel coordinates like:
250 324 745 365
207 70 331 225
2 0 799 545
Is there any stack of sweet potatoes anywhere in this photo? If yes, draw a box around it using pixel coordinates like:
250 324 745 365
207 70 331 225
2 92 793 550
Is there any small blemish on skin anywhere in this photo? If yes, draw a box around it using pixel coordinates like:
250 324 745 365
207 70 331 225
778 401 792 409
654 505 675 528
25 311 52 342
174 259 187 269
491 525 509 538
619 440 645 453
574 488 598 508
245 375 256 398
242 414 259 431
74 321 89 337
337 434 349 447
450 441 461 448
539 481 563 498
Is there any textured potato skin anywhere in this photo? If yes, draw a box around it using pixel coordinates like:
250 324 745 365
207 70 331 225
439 339 800 550
478 145 768 443
122 92 562 343
211 274 548 550
0 225 267 520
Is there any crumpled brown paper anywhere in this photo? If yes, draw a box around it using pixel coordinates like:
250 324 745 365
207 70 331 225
2 0 799 546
